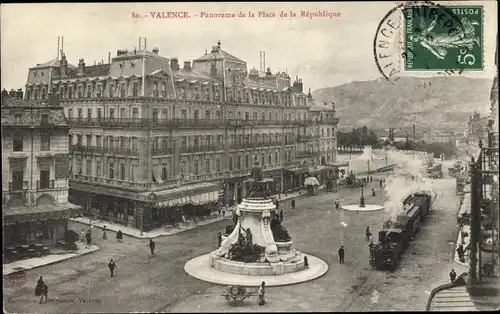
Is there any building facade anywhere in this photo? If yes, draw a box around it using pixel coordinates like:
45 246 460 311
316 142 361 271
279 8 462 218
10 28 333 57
1 89 80 250
23 41 338 231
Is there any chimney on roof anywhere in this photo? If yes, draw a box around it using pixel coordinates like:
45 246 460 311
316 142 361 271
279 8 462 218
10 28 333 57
108 52 111 63
94 60 96 65
152 47 159 55
60 54 68 77
170 58 179 71
266 67 272 76
78 58 85 74
184 61 191 71
16 88 24 100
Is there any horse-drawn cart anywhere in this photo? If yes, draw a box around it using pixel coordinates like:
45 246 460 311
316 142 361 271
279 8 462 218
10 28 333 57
222 286 259 305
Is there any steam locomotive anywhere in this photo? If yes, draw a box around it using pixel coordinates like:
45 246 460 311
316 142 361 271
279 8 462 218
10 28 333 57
369 192 432 271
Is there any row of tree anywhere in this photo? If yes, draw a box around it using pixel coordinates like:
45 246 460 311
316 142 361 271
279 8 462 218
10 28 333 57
337 126 380 151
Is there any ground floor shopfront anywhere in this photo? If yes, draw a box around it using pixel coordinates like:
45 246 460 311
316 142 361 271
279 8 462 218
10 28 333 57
3 203 82 262
69 181 222 232
3 203 82 248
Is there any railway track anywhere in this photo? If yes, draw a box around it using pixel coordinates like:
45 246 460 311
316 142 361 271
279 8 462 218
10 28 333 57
340 270 386 312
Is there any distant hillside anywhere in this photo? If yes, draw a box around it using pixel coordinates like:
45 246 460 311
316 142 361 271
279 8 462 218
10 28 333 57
312 77 493 131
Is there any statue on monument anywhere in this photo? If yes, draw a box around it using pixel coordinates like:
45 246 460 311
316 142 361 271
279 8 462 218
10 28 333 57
249 162 267 198
270 212 292 242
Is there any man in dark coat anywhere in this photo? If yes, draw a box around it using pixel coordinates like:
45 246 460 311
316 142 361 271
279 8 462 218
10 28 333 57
449 269 457 283
279 208 284 222
338 246 345 264
365 226 371 241
149 239 156 256
36 276 48 303
335 198 340 210
291 199 296 210
217 232 222 247
108 259 117 277
85 230 92 248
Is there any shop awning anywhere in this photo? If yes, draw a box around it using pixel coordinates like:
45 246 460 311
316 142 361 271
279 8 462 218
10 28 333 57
285 167 309 175
154 191 219 207
143 182 221 205
3 203 82 226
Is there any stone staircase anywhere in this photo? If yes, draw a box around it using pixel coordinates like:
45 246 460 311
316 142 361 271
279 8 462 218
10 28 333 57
430 286 477 311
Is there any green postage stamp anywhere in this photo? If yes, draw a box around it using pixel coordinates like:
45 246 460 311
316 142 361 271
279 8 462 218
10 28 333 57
404 5 484 71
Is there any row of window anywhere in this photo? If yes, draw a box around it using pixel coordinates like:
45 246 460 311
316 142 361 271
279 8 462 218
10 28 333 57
27 80 306 106
70 132 303 151
72 149 292 182
10 170 53 190
12 133 51 152
66 106 308 122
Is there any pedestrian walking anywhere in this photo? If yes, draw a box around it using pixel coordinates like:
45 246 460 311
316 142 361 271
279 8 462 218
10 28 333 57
379 180 383 188
218 205 222 216
149 239 156 256
85 230 92 248
41 283 48 303
217 232 222 247
35 276 43 301
222 205 226 217
338 246 345 264
291 199 296 210
116 230 123 243
372 188 376 197
279 208 284 221
335 198 340 211
258 281 266 306
275 200 280 211
108 259 117 277
365 226 371 241
449 269 457 283
103 225 107 240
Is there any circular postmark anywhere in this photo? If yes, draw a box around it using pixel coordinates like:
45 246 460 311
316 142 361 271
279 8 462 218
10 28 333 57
374 1 474 83
8 269 27 288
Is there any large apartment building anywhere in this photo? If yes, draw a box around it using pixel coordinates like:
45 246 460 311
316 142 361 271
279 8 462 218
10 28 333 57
23 40 339 231
1 89 80 250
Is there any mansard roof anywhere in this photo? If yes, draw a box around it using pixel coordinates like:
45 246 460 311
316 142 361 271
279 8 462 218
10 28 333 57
195 48 245 63
32 58 77 69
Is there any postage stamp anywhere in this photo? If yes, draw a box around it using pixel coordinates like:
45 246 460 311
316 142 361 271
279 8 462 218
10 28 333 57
403 5 484 71
373 0 488 83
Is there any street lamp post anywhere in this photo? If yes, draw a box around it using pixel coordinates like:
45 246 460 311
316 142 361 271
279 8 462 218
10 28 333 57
360 183 365 207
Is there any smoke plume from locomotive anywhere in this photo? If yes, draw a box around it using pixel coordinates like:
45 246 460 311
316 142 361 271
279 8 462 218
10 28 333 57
382 151 434 223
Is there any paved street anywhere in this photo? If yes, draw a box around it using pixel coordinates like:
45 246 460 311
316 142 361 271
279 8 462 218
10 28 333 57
3 162 461 313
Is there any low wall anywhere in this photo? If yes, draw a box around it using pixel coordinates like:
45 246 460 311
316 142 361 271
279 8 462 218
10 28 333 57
209 253 306 276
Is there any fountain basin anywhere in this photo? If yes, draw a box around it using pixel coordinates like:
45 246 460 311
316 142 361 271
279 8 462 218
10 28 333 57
209 252 306 276
341 204 384 212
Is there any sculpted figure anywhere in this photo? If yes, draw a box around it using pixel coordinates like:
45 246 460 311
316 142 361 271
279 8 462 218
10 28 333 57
270 213 292 242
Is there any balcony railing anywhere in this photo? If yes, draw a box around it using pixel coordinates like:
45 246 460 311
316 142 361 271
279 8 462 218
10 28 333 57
179 144 221 154
298 135 321 142
37 180 55 190
67 117 332 128
229 141 282 150
8 181 28 191
296 151 320 158
70 145 140 156
152 147 173 156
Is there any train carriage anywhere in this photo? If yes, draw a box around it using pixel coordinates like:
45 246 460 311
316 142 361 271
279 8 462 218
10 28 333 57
370 193 432 270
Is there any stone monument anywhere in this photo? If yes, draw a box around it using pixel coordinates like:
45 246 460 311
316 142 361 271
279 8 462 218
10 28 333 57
210 163 305 275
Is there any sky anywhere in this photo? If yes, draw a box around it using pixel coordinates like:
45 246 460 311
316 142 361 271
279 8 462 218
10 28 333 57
1 2 497 92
